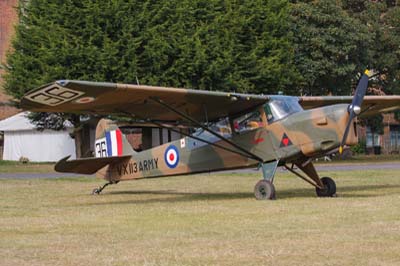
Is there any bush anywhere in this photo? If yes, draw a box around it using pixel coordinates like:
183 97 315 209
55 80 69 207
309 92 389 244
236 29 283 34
19 157 30 164
351 139 366 155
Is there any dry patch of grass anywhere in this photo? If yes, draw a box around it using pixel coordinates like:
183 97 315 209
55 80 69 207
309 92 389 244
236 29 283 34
1 169 400 265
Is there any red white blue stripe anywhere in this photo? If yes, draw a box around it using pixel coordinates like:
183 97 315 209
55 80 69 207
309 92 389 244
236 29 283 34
105 129 123 156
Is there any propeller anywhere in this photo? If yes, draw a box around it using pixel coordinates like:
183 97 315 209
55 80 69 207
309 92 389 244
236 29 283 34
339 69 371 154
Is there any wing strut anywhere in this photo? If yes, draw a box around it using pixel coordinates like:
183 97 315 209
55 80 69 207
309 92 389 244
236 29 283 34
149 97 264 162
119 110 263 162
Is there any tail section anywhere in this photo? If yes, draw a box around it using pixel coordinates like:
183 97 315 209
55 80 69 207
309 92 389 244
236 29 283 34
55 155 131 174
95 119 135 158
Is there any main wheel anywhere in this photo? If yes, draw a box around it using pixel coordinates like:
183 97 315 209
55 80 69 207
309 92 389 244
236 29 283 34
254 180 276 200
316 177 336 197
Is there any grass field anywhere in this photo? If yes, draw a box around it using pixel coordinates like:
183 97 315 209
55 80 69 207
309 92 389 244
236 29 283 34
0 160 55 173
0 154 399 173
1 169 400 266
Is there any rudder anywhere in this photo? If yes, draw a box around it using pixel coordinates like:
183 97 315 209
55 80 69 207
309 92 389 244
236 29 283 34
94 118 135 158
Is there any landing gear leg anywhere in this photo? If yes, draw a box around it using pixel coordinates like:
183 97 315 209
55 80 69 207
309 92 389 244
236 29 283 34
254 161 278 200
285 160 337 197
92 181 119 195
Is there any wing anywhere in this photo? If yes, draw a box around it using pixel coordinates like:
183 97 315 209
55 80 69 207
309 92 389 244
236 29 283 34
20 80 269 123
299 96 400 117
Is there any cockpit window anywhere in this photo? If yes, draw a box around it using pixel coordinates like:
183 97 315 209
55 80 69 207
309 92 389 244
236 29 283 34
264 97 303 123
233 110 262 133
192 118 232 144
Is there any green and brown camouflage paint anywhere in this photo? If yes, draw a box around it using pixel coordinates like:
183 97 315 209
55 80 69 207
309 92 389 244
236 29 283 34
96 102 356 183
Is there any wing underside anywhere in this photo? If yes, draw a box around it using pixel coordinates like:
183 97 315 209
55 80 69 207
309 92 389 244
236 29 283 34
21 80 269 124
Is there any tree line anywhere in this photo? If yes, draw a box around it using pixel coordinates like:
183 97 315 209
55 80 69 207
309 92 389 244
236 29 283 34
5 0 399 97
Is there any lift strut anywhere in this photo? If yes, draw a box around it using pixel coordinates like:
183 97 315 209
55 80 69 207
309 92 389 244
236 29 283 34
117 109 262 162
148 97 264 162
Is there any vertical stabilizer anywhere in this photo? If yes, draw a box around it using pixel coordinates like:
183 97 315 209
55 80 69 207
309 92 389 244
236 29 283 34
94 118 135 157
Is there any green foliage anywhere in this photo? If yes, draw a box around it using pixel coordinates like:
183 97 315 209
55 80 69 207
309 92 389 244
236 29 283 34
360 114 384 135
351 138 366 154
4 0 296 100
290 0 370 95
4 0 142 100
3 0 300 135
395 110 400 121
342 0 400 95
290 0 400 96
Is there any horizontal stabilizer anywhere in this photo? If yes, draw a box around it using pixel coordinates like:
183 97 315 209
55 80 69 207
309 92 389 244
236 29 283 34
55 155 131 174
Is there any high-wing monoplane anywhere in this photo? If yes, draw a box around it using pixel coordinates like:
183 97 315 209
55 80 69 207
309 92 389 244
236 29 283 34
21 70 400 199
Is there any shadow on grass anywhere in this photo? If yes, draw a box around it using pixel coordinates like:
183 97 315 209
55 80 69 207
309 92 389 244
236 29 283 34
81 183 400 206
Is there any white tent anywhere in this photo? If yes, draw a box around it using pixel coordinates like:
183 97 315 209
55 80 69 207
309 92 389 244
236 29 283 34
0 112 76 162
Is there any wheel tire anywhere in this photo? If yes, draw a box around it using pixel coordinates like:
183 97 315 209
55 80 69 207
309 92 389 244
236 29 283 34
254 180 276 200
316 177 336 197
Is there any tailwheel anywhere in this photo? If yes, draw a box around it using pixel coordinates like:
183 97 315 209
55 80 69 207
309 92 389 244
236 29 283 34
92 188 101 195
316 177 336 197
91 181 118 195
254 180 276 200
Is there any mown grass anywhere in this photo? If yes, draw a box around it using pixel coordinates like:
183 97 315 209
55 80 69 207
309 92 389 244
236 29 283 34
316 154 400 164
0 154 399 174
0 160 55 173
1 169 400 266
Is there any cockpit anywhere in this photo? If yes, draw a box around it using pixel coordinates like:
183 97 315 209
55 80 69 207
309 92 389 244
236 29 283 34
264 96 303 123
190 96 303 147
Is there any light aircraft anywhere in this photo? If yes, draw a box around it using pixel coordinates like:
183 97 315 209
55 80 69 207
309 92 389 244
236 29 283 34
21 70 400 199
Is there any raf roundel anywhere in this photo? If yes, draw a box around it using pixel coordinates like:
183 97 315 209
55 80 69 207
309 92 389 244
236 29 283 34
75 96 95 104
164 145 179 169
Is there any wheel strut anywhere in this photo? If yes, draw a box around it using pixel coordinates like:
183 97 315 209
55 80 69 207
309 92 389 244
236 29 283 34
284 164 323 189
284 162 337 197
254 161 278 200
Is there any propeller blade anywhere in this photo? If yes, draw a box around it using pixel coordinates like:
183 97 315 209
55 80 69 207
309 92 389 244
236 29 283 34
339 69 371 154
339 112 356 154
349 69 370 112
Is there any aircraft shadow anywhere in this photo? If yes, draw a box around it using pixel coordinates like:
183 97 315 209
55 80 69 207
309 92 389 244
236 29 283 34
82 183 400 206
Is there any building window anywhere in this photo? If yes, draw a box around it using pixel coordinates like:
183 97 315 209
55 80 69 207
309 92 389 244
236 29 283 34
366 126 381 147
390 125 400 150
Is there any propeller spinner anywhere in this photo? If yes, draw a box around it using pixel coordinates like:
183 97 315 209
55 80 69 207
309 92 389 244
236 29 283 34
339 69 371 154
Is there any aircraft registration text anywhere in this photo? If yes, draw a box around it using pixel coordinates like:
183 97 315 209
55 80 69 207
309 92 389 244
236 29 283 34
116 158 159 176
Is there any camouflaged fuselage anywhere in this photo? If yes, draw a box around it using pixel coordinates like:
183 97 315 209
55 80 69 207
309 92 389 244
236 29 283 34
99 103 356 182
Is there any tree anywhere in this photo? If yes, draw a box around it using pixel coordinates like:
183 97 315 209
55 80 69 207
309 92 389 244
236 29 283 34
4 0 298 157
290 0 370 96
134 0 298 94
342 0 400 95
3 0 142 157
342 0 400 136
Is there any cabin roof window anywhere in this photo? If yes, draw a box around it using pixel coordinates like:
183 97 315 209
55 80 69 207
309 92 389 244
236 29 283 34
265 96 303 123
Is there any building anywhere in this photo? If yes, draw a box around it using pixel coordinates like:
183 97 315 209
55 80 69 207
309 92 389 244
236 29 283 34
0 0 20 120
358 113 400 155
0 112 76 162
